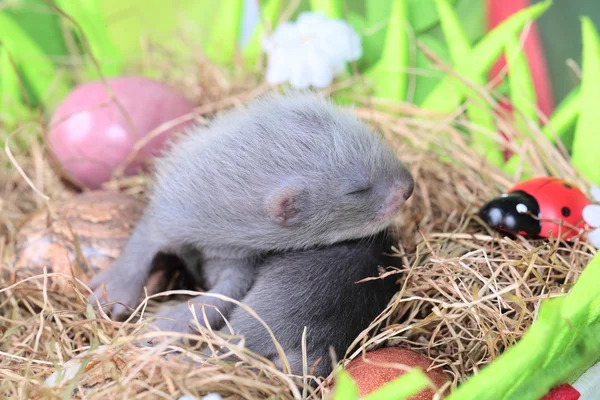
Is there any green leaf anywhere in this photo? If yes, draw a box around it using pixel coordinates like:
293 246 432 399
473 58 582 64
54 0 123 78
93 0 220 60
363 368 432 400
503 152 534 181
0 11 70 107
364 0 409 101
309 0 343 19
571 17 600 186
507 325 600 399
427 0 466 109
421 0 552 113
446 252 600 399
242 0 282 66
434 0 503 165
447 297 564 399
0 44 22 106
434 0 470 63
0 45 31 130
348 11 368 33
4 0 68 57
501 34 539 175
332 369 359 400
541 87 579 149
407 0 458 33
357 0 394 72
204 0 244 65
505 36 538 125
412 34 450 104
453 0 486 43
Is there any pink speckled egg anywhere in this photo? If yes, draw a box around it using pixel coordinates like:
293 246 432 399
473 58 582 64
48 76 195 189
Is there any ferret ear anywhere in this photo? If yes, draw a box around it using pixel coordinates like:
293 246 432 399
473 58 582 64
266 180 307 226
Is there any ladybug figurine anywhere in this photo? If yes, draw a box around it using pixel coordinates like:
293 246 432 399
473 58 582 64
479 177 591 240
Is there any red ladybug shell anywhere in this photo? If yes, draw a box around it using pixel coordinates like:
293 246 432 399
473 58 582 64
508 177 591 240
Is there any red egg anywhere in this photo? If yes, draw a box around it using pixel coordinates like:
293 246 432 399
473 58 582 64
48 76 195 189
540 384 581 400
345 348 450 399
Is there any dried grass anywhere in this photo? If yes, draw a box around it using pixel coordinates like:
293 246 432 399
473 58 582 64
1 39 598 400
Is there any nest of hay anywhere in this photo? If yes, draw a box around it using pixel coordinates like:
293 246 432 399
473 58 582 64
1 47 597 400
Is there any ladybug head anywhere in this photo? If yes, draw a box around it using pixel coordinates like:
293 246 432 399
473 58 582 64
479 190 541 236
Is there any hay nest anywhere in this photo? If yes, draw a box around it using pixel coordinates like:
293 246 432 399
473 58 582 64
1 53 597 400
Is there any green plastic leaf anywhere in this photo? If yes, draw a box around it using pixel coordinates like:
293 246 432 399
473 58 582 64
363 368 431 400
204 0 244 65
463 100 504 167
242 0 282 66
366 0 394 30
54 0 123 78
571 17 600 186
450 298 564 399
428 0 466 109
446 252 600 400
0 11 70 107
541 87 580 148
364 0 409 101
505 36 538 125
407 0 458 33
332 369 359 400
452 0 486 44
348 11 368 33
0 46 30 130
309 0 343 19
434 0 503 165
421 0 552 113
412 34 450 105
0 45 22 106
508 325 600 400
434 0 470 63
357 0 394 72
502 34 539 175
94 0 220 60
4 0 68 57
468 1 551 75
503 152 534 181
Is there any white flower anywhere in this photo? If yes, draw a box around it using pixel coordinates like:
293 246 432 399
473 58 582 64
262 12 362 89
591 185 600 202
583 205 600 248
177 394 222 400
583 185 600 248
201 395 223 400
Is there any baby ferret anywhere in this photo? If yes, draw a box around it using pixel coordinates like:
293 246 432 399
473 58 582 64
212 229 401 380
88 91 414 333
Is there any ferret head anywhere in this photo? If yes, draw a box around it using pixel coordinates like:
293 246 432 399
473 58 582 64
251 92 414 249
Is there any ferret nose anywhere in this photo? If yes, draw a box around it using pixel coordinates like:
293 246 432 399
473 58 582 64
402 179 414 200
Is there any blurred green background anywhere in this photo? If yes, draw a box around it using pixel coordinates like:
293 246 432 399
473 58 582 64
2 0 600 182
2 0 597 106
531 0 600 104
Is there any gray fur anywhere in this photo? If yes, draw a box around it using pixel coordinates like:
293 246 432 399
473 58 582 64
88 91 413 332
217 229 401 379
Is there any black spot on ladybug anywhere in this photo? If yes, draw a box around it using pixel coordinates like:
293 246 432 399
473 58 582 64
561 207 571 217
563 182 572 189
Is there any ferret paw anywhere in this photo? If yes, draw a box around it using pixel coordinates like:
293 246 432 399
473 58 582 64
147 303 197 335
87 267 144 319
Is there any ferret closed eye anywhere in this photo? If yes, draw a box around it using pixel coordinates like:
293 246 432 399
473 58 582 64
346 186 372 195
